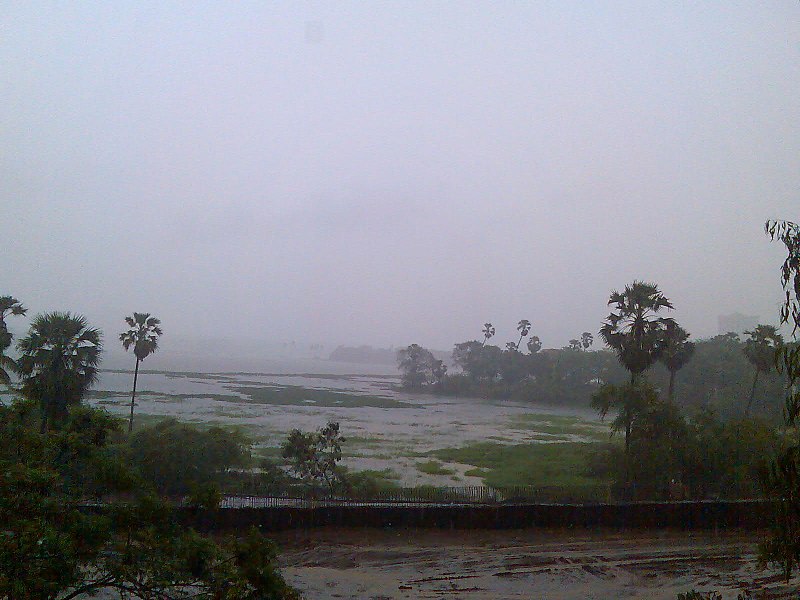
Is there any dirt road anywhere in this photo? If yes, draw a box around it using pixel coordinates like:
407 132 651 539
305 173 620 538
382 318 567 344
276 528 799 599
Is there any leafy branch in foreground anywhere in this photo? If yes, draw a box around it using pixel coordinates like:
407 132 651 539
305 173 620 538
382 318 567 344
0 400 298 599
760 218 800 580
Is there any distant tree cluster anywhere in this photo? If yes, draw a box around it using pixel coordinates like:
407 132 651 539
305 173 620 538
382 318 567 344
396 344 447 390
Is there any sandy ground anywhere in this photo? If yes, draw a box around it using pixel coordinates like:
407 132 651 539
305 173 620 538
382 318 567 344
275 528 800 599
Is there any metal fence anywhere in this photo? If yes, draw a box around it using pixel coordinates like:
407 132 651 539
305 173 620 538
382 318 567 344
217 484 614 509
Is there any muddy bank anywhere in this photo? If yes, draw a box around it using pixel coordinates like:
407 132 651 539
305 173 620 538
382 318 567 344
276 528 798 599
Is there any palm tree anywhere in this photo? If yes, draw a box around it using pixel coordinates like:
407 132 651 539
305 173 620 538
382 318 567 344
481 323 495 347
659 322 695 402
526 335 542 354
0 296 27 386
596 281 674 456
120 313 163 433
515 319 531 350
599 281 675 382
580 332 594 351
743 324 784 414
16 312 102 432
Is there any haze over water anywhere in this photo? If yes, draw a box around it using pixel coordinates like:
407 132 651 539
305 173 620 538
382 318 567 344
3 3 799 357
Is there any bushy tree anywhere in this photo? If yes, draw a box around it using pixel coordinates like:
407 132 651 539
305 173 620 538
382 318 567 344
127 418 251 496
0 400 297 599
396 343 435 389
16 312 102 432
592 380 659 455
452 340 502 382
281 421 345 495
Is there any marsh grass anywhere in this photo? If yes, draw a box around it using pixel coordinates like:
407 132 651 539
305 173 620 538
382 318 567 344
416 460 455 476
234 385 415 409
509 413 608 441
431 441 609 489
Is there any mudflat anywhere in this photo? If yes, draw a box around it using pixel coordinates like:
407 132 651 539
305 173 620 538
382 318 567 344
276 528 799 599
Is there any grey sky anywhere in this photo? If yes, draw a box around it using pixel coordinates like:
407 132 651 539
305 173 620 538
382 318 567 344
2 2 799 356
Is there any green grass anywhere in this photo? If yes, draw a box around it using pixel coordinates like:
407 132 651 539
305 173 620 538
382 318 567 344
416 460 455 476
509 413 608 440
430 441 608 489
86 390 242 403
235 385 414 409
354 468 401 482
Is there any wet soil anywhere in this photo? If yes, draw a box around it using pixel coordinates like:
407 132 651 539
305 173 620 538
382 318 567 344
275 528 799 599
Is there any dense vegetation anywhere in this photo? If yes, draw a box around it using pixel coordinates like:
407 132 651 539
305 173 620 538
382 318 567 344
398 332 787 420
0 305 298 599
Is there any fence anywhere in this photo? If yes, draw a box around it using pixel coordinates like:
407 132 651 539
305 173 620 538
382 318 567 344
181 499 772 532
216 484 625 509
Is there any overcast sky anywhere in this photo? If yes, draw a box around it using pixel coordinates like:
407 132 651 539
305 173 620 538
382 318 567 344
2 2 799 357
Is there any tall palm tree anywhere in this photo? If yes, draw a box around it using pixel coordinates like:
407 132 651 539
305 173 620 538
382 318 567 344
580 332 594 351
599 281 675 383
481 323 495 347
0 296 27 386
659 322 695 402
120 312 163 433
526 335 542 354
596 281 673 456
743 324 784 414
16 312 102 432
515 319 531 350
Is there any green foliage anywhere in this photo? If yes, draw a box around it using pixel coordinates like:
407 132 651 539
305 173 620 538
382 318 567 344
416 460 454 476
660 321 695 401
760 219 800 580
281 421 345 494
438 333 785 417
593 388 779 500
396 343 436 389
599 280 675 378
682 411 779 500
452 340 503 382
127 418 251 496
120 311 163 432
340 468 400 496
120 312 163 362
16 312 102 431
431 441 608 490
592 380 659 453
743 325 784 414
0 400 296 599
0 295 27 385
515 319 531 350
237 383 412 408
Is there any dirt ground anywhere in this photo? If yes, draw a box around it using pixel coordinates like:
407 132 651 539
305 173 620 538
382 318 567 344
275 528 800 599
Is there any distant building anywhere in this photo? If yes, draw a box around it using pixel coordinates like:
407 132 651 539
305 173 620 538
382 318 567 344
717 313 759 336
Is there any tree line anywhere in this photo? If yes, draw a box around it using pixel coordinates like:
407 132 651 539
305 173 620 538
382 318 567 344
398 318 787 420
